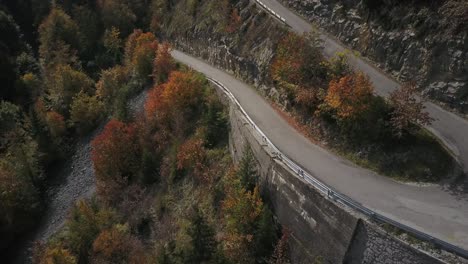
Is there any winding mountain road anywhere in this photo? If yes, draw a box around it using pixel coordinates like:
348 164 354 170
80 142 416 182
258 0 468 174
172 50 468 251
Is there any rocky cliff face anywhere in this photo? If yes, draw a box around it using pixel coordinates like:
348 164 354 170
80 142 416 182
279 0 468 115
159 0 290 106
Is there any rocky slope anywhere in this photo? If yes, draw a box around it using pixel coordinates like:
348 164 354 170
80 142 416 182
278 0 468 115
159 0 289 105
10 90 148 264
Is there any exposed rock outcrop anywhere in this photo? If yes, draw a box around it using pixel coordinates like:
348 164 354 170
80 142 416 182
278 0 468 114
160 0 290 106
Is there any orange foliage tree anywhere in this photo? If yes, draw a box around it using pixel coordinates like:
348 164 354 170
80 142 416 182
176 138 209 183
271 32 323 86
64 200 118 261
124 30 159 81
91 224 147 263
145 71 205 136
325 72 374 120
91 120 140 203
226 8 241 33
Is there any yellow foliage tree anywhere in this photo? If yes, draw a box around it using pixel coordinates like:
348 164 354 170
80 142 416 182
37 246 77 264
325 72 374 119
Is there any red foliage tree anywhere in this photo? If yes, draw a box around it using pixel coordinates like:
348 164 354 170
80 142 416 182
271 33 306 85
91 120 140 203
177 138 209 183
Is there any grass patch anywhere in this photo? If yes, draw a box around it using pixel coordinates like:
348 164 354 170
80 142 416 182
331 130 455 182
273 105 458 183
329 127 456 183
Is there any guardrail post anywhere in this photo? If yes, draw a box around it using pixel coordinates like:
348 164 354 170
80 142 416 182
298 169 304 178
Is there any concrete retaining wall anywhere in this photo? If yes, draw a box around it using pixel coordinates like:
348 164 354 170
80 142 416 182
226 98 445 264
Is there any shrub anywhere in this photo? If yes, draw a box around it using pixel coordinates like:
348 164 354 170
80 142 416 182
64 200 118 261
102 27 123 64
153 42 176 84
271 32 325 86
177 138 208 182
96 65 129 105
70 91 105 134
324 72 374 120
269 229 291 264
226 8 241 33
45 64 94 116
145 71 205 136
124 30 158 83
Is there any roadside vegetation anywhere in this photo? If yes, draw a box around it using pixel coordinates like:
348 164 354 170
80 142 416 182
270 32 456 182
149 0 459 182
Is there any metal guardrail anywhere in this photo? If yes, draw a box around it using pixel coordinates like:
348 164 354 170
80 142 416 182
254 0 287 23
207 77 468 260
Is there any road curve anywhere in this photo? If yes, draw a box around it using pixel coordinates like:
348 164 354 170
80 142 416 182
258 0 468 172
172 50 468 250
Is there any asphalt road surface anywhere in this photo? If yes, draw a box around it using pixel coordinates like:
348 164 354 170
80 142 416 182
172 50 468 251
259 0 468 175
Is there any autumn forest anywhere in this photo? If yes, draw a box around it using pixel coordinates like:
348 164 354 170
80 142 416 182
0 0 460 263
0 0 290 263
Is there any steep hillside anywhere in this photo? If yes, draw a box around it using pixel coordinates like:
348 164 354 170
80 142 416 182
154 0 289 104
155 0 460 183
